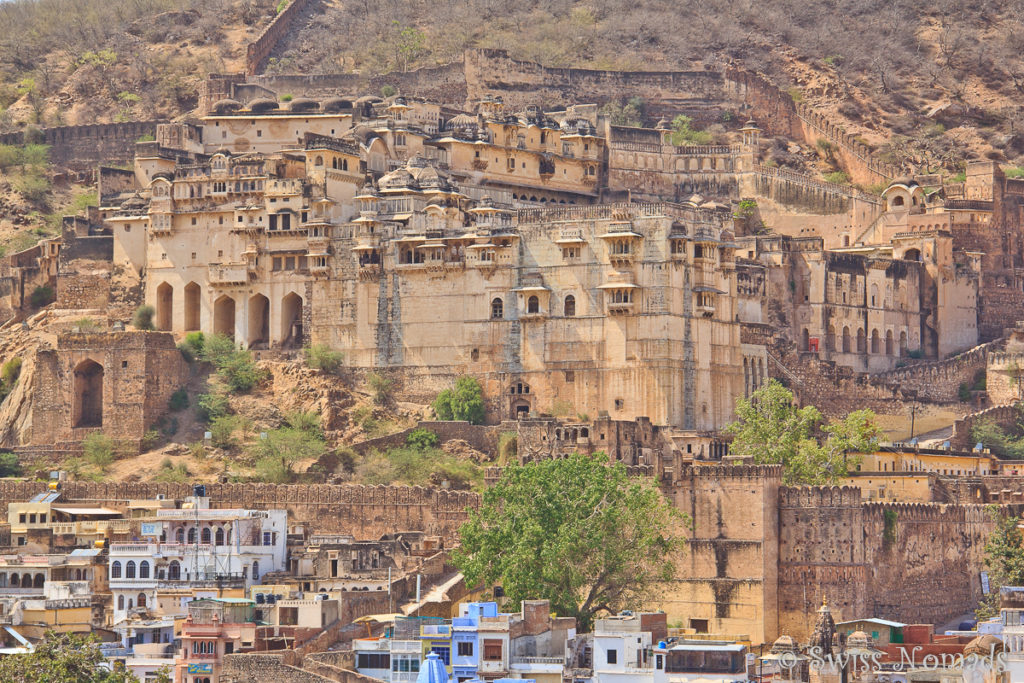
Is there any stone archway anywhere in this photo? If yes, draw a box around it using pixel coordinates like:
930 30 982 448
248 294 270 348
184 282 201 331
213 296 236 340
73 359 103 428
156 282 173 331
280 292 303 348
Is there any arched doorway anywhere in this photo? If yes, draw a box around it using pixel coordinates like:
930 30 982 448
73 359 103 428
280 292 303 347
184 282 201 331
213 296 236 339
156 282 173 331
248 294 270 348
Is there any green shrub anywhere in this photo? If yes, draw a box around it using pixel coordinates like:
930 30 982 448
407 428 440 450
74 317 100 332
82 432 115 471
668 115 712 146
177 343 195 363
0 451 22 478
183 331 205 356
200 334 267 392
200 333 237 366
168 388 189 412
154 459 190 483
357 446 483 490
196 392 230 423
11 172 50 204
141 428 162 451
1 357 22 386
284 409 323 437
958 382 972 402
29 285 54 308
497 431 518 465
433 376 486 424
823 171 851 185
367 372 393 405
251 424 326 483
280 93 293 101
209 414 242 449
380 84 397 98
305 344 344 373
132 304 155 330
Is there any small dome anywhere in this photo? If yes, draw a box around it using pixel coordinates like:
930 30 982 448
887 176 919 189
248 97 278 113
846 631 871 648
446 113 479 131
211 98 241 115
322 97 353 112
965 634 1003 657
770 635 798 654
289 97 319 112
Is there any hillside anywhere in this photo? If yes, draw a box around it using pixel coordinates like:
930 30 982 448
1 0 1024 173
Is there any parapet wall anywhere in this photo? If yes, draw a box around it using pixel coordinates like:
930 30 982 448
868 339 999 402
951 403 1019 450
0 481 477 538
778 484 1004 639
986 351 1024 405
0 121 162 170
246 0 318 75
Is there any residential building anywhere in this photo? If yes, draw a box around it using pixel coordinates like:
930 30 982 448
174 597 258 683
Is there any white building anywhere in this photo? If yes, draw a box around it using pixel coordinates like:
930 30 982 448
107 496 287 625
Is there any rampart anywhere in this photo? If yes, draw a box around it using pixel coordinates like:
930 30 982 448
950 403 1020 451
868 339 999 402
245 0 318 75
0 481 477 539
777 485 1003 640
0 121 163 170
987 351 1024 405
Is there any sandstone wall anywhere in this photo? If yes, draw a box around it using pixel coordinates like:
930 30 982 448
778 487 1000 640
0 121 162 171
950 404 1020 451
245 0 318 75
986 351 1024 405
0 481 476 539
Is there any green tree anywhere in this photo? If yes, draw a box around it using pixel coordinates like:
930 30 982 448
82 432 115 472
305 344 343 373
0 451 22 477
29 285 54 308
0 629 140 682
727 380 880 484
407 427 440 450
252 424 326 483
453 452 684 629
433 376 486 424
668 115 712 146
367 372 393 406
978 507 1024 618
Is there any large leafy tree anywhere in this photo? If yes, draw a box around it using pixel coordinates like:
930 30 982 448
977 507 1024 618
0 630 163 682
433 376 486 425
453 452 685 629
727 380 881 485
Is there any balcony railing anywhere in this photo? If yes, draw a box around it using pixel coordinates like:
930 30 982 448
209 263 249 286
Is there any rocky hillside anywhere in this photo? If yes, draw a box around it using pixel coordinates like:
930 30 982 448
3 0 1024 176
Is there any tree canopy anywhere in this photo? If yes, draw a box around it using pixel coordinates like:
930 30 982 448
726 379 881 484
0 630 165 682
452 452 685 629
433 376 486 424
977 507 1024 618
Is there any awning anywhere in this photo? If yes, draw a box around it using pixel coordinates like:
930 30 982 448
512 286 549 292
52 507 121 516
599 232 642 239
692 286 725 294
597 283 639 289
553 237 586 244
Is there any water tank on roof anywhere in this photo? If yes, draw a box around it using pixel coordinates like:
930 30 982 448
255 593 265 604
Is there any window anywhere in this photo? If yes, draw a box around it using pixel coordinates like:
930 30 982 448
264 531 273 545
432 647 451 666
491 298 503 319
111 561 122 579
457 642 474 657
117 595 124 610
483 640 503 661
358 653 391 669
139 561 150 579
562 247 579 258
18 513 24 523
564 295 576 317
565 370 575 383
126 561 136 579
607 649 618 665
527 295 540 313
614 398 624 410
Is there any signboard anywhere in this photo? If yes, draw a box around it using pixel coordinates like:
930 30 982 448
981 571 991 595
140 523 161 537
188 663 214 674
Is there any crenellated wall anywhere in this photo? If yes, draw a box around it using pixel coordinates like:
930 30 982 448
950 403 1020 451
245 0 318 76
778 485 1002 640
0 120 163 170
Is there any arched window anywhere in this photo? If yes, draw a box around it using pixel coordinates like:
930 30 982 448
215 528 225 546
188 527 197 544
314 155 324 166
117 595 124 610
139 561 150 579
252 561 260 581
871 329 881 354
527 295 539 313
111 561 122 579
201 527 211 544
168 561 180 581
856 328 866 354
10 574 18 587
137 593 147 609
564 295 575 317
126 561 136 579
842 326 851 353
176 528 184 543
34 574 43 588
491 298 503 319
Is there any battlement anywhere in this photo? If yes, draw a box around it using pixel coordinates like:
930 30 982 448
779 486 862 507
677 463 783 479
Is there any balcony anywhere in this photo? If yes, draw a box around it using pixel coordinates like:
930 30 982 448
209 263 249 286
